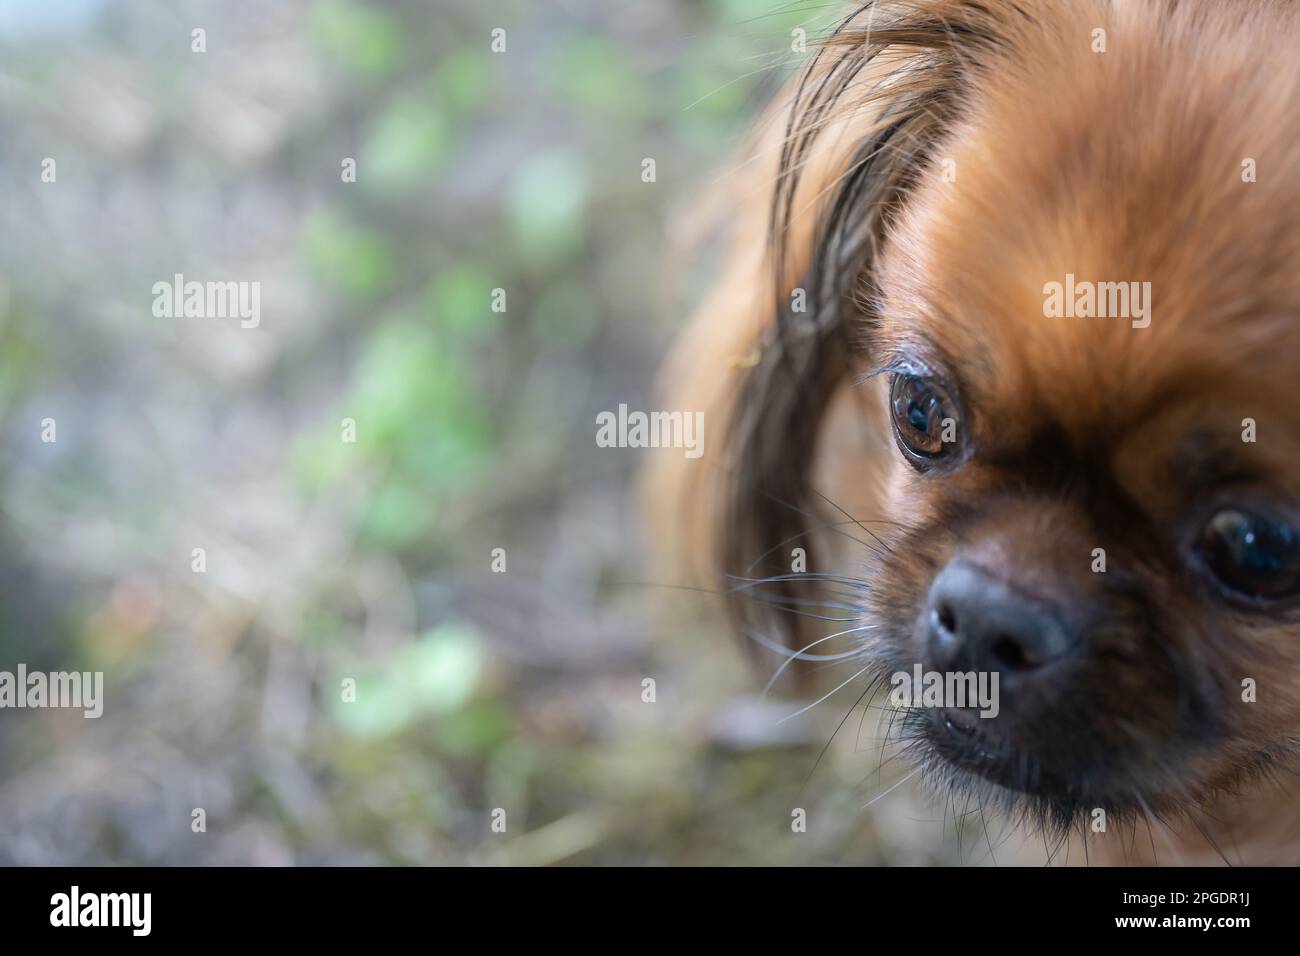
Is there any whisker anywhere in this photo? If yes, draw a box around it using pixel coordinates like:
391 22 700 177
1135 792 1184 866
811 487 895 554
802 671 887 796
743 516 906 574
777 665 872 724
861 766 921 810
761 624 875 695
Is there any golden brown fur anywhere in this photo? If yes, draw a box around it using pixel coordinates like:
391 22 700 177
651 0 1300 864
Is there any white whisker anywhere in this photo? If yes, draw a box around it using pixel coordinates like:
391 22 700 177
762 624 876 696
861 766 921 810
777 664 872 724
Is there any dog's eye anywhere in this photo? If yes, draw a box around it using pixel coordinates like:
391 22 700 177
890 375 957 463
1198 508 1300 601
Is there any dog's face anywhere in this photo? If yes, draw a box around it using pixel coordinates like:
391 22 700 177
855 3 1300 826
692 0 1300 840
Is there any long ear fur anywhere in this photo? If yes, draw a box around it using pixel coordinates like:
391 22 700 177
649 2 1029 655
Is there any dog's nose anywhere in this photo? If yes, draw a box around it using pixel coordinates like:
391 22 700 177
926 561 1075 678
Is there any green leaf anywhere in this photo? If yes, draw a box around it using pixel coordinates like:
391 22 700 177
300 211 394 297
332 625 484 739
362 96 450 190
312 0 403 78
507 149 589 267
435 49 490 116
427 265 500 339
540 37 647 117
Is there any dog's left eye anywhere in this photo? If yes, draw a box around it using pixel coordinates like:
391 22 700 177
890 374 957 464
1198 508 1300 601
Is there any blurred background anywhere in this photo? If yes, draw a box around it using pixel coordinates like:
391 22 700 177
0 0 999 865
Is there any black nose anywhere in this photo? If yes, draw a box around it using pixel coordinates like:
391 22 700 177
926 562 1075 678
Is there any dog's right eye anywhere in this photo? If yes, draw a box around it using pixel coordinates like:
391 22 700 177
890 374 957 465
1197 507 1300 602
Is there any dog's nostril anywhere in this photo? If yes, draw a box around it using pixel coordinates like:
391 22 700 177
991 636 1029 671
936 602 957 633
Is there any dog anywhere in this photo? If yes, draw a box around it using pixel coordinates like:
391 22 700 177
649 0 1300 864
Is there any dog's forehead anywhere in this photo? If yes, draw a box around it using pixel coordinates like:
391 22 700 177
875 17 1300 445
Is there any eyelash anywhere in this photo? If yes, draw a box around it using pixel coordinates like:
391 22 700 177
865 357 929 382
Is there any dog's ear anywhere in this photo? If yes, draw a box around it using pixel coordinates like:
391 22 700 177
650 0 1013 658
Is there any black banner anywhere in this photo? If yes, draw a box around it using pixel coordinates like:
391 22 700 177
0 866 1279 941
